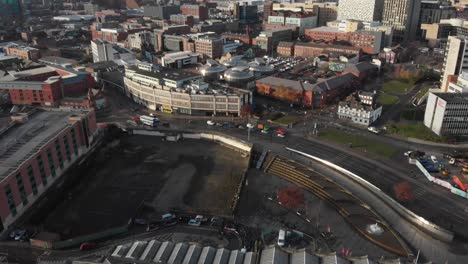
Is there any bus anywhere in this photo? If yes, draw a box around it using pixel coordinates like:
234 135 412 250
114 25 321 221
140 115 160 127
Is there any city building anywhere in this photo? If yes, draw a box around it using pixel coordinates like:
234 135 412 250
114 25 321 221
0 66 95 106
419 0 456 24
143 5 181 20
127 31 156 51
83 3 101 15
255 73 359 108
277 41 295 57
272 2 338 27
1 43 41 61
326 20 393 48
447 70 468 93
0 108 98 233
170 14 195 27
161 51 200 69
0 0 21 20
236 3 258 24
441 36 468 91
253 29 293 53
181 4 208 21
91 39 135 63
337 0 384 22
305 26 383 54
424 92 468 136
421 18 468 48
38 56 79 68
195 37 224 59
123 64 252 115
221 33 253 45
293 42 362 58
337 91 382 126
267 10 318 34
382 0 422 42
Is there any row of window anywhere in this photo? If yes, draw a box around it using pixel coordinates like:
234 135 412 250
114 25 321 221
3 130 80 217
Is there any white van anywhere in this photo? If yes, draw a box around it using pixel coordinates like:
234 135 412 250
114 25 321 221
277 229 285 246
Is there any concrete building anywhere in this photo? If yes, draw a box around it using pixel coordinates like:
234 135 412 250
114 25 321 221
0 66 95 107
181 4 208 21
0 108 98 232
441 36 468 91
382 0 422 42
421 18 468 48
267 11 318 34
161 51 200 69
337 0 384 22
170 14 195 27
236 3 258 24
272 2 338 27
1 43 41 61
253 29 293 53
91 39 135 63
424 92 468 136
123 64 252 115
420 0 456 24
337 91 382 126
127 31 156 51
143 5 181 20
447 70 468 93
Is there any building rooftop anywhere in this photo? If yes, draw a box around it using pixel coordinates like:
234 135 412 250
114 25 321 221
435 92 468 103
162 51 200 63
129 66 202 81
295 42 362 51
39 56 78 67
0 109 88 181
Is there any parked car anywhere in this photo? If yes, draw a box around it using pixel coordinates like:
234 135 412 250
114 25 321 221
134 218 147 225
277 229 286 247
10 229 27 241
207 120 215 126
80 242 97 251
431 155 438 163
246 123 254 129
215 122 223 127
162 213 176 221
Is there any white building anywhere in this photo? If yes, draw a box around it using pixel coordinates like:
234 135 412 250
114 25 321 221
268 14 318 34
127 31 156 51
161 51 200 68
441 36 468 92
91 39 135 63
447 70 468 93
337 92 382 126
337 0 384 22
424 92 468 136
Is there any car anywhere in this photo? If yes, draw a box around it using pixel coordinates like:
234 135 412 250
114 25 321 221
80 242 97 251
207 120 215 126
277 229 286 247
404 151 413 157
237 125 245 129
210 217 224 226
188 219 201 226
162 213 176 221
431 155 438 163
246 123 254 129
223 225 238 233
11 229 27 241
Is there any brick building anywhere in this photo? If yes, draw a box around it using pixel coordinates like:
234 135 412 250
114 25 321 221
221 33 252 45
1 43 41 61
195 37 224 59
277 41 295 57
181 5 208 21
253 29 293 53
0 66 95 107
0 108 98 233
293 42 362 58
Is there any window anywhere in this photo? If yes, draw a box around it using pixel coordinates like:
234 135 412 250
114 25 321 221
63 136 71 162
27 165 38 195
37 156 47 185
71 129 79 155
15 173 28 205
55 140 64 169
47 149 56 177
4 184 16 216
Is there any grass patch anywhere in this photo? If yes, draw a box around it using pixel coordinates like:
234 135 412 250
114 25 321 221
400 107 424 121
378 94 399 107
387 122 444 142
415 85 430 101
272 115 300 125
383 80 414 94
319 128 398 158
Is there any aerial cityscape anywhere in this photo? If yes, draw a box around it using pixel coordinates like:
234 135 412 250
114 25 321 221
1 0 468 263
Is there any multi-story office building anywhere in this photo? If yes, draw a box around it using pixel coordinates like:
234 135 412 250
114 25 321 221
267 11 318 34
123 64 252 116
441 36 468 91
382 0 422 42
421 18 468 48
424 92 468 136
181 4 208 21
161 51 200 69
447 70 468 93
0 0 21 20
195 37 224 59
293 42 362 58
127 31 156 51
143 5 181 20
253 29 293 53
337 0 384 22
1 43 41 61
305 26 383 54
272 2 338 27
170 14 195 27
236 3 258 24
91 39 135 63
0 65 95 106
0 108 98 233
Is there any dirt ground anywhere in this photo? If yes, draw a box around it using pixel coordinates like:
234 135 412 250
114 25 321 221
39 135 249 239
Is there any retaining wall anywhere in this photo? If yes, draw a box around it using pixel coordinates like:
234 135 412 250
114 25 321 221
286 147 454 243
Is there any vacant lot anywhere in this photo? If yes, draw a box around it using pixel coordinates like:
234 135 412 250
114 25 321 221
37 135 249 239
